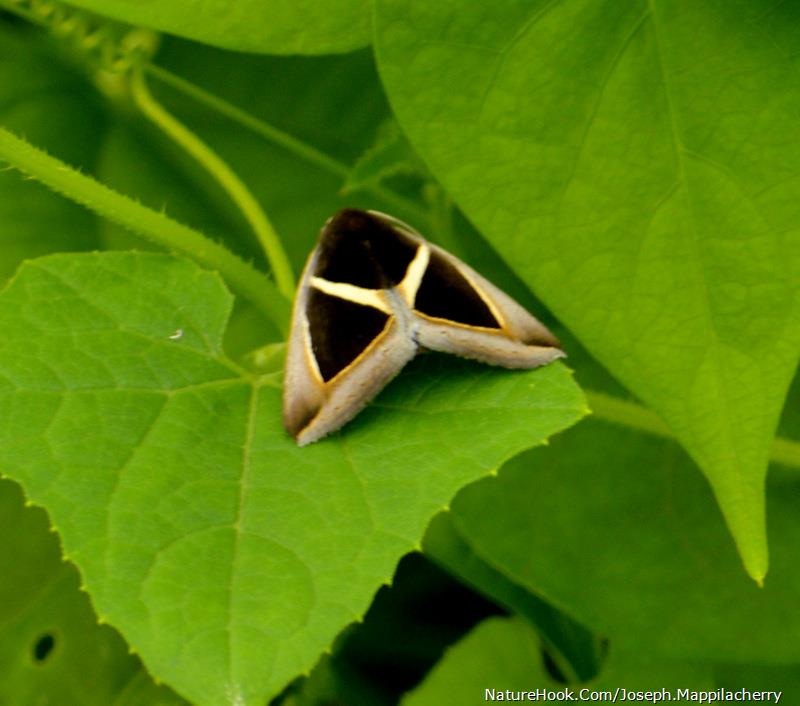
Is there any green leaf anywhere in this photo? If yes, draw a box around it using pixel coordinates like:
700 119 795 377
0 478 186 705
449 419 800 662
401 616 712 706
374 0 800 580
61 0 370 55
0 252 586 706
715 663 800 701
424 513 602 683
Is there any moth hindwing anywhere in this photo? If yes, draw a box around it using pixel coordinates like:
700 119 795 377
283 208 565 446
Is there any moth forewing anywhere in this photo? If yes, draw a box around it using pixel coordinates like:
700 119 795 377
283 247 327 438
410 243 564 368
292 318 416 446
283 211 418 445
425 240 562 342
412 320 564 368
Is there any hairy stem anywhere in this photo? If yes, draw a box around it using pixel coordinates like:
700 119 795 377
0 126 291 333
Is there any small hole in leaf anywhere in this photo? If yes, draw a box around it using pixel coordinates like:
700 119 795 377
32 633 55 662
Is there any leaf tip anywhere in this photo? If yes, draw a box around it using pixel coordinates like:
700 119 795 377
728 516 769 585
744 550 768 587
712 475 769 584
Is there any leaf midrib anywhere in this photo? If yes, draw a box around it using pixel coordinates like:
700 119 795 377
645 0 750 489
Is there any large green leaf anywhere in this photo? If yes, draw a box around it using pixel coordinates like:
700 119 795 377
0 478 186 706
448 420 800 662
424 513 602 683
374 0 800 580
62 0 370 54
0 252 585 706
401 616 712 706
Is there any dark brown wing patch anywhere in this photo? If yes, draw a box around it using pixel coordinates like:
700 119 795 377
315 209 418 287
308 288 390 381
414 250 500 328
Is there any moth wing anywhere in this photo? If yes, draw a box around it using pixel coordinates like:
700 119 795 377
291 317 416 446
283 252 326 441
283 216 418 446
411 242 564 369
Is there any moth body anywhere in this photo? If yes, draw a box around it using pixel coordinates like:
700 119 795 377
283 209 565 445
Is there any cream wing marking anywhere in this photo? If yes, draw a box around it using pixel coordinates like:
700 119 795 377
309 276 392 313
396 244 429 305
302 314 324 383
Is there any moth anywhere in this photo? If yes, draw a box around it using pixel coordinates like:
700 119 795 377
283 209 565 446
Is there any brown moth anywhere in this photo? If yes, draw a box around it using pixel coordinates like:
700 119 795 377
283 209 564 446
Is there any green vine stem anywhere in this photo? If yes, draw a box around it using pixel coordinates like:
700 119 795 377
0 126 291 334
129 65 296 301
586 390 800 470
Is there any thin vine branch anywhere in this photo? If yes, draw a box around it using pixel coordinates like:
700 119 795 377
586 391 800 470
130 65 295 301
